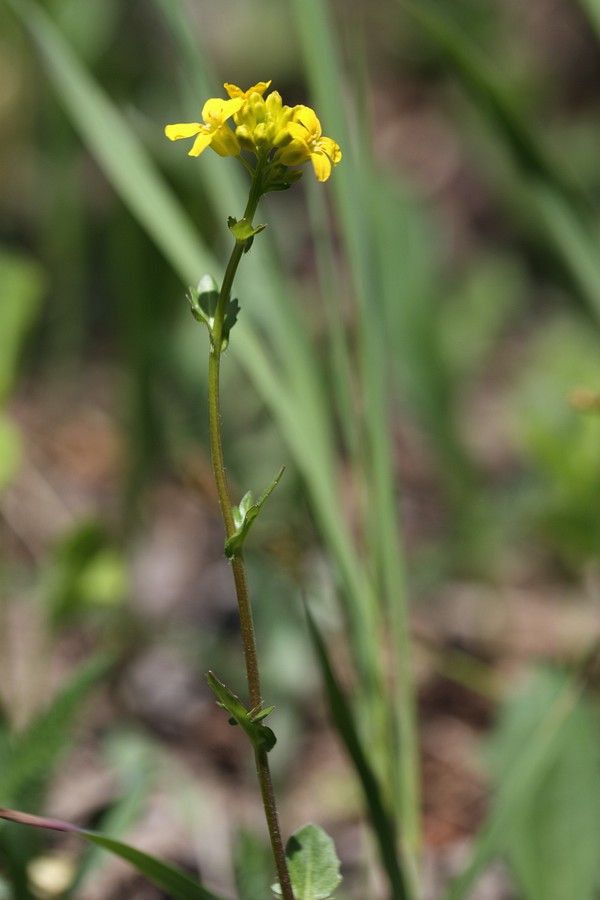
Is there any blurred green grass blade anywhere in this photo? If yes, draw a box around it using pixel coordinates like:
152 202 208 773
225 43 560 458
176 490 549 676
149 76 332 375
13 0 380 716
578 0 600 38
0 655 110 807
530 182 600 316
80 831 225 900
442 673 583 900
0 250 45 403
306 608 409 900
290 0 419 868
0 809 227 900
405 2 575 197
406 1 600 324
9 0 212 287
487 670 600 900
0 415 22 492
232 828 272 900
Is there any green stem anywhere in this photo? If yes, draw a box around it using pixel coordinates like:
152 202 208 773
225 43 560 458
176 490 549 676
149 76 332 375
207 154 295 900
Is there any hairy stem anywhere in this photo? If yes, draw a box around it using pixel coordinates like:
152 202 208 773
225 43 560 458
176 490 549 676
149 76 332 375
206 155 294 900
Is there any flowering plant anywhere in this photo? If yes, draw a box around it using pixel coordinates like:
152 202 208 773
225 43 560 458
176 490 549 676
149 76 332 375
166 82 342 900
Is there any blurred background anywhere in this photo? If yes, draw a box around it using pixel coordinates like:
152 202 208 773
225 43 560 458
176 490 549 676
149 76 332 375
2 0 600 898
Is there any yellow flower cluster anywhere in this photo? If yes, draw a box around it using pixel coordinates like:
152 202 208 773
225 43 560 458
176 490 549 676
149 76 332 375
164 81 342 183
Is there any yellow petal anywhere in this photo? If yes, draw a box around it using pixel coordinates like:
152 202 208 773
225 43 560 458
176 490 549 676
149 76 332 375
164 122 201 141
293 105 321 139
287 121 311 145
319 136 342 165
202 97 244 125
224 83 243 99
277 139 311 166
209 125 241 157
311 149 332 182
188 131 213 156
224 80 271 99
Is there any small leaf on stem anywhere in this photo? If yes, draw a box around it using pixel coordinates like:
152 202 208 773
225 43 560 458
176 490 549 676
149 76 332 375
206 671 276 752
225 466 285 559
187 275 239 350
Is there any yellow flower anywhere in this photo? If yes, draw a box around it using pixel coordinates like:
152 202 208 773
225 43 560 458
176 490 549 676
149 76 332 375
224 80 272 100
164 97 244 157
164 84 342 185
275 105 342 182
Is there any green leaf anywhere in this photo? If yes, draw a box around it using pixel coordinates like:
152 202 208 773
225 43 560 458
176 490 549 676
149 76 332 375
224 467 285 559
305 609 409 900
486 669 600 900
0 809 228 900
0 416 22 493
0 250 44 404
271 823 341 900
443 669 585 900
7 0 212 287
227 217 267 245
206 672 276 753
44 521 127 625
405 1 600 326
232 828 273 900
187 274 239 351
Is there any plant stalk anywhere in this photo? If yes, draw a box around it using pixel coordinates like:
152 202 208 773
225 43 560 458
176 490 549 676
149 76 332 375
206 155 295 900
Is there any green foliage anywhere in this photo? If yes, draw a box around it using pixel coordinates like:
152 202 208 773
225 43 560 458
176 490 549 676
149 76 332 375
0 250 44 404
7 0 600 898
306 609 409 900
206 671 277 752
512 316 600 564
227 216 267 251
79 831 226 900
272 823 342 900
43 521 128 626
407 0 600 327
188 274 240 351
0 418 21 494
443 669 588 900
232 828 273 900
487 669 600 900
0 655 110 809
0 810 228 900
225 466 285 559
439 255 522 383
0 249 44 493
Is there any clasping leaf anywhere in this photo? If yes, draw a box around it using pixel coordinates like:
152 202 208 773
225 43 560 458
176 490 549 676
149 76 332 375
187 274 239 351
224 466 285 559
227 216 266 253
206 671 276 753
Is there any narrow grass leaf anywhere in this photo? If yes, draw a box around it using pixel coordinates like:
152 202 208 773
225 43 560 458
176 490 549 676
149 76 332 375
0 250 45 403
405 1 600 324
306 608 409 900
577 0 600 40
290 0 420 868
12 0 371 680
0 809 227 900
8 0 212 287
486 669 600 900
404 2 575 197
442 672 584 900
